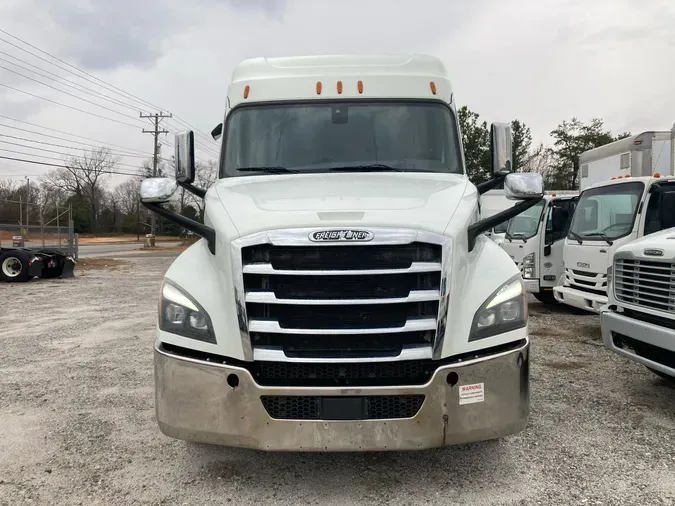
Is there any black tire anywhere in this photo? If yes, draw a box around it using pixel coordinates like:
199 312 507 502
533 291 558 305
0 250 31 282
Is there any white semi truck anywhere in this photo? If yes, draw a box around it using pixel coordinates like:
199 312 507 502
500 191 578 304
553 128 675 313
139 54 544 451
601 226 675 380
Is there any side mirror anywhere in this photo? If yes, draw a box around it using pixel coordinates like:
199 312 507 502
504 172 544 201
211 123 223 141
490 122 513 175
140 177 178 203
175 131 195 185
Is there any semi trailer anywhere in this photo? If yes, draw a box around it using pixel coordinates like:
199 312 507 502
0 247 75 282
140 54 544 451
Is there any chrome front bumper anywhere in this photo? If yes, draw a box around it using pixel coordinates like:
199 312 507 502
154 340 530 451
601 309 675 378
553 285 607 313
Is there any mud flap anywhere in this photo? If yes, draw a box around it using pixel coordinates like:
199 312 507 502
60 260 75 278
28 258 45 278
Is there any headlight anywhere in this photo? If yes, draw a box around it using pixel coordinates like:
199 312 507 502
469 276 527 341
607 265 613 299
522 252 535 279
159 280 216 343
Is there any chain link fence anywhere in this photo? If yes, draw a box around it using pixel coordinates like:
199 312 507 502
0 199 77 258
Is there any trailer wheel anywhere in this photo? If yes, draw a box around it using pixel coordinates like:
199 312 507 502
0 250 31 282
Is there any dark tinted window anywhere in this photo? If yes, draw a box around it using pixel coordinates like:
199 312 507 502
222 101 462 176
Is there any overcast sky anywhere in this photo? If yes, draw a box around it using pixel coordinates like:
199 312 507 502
1 0 674 186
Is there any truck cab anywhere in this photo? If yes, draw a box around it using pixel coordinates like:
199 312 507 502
554 175 675 312
501 192 577 304
601 226 675 380
138 54 543 451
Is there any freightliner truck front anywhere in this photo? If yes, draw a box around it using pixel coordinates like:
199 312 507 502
140 54 544 451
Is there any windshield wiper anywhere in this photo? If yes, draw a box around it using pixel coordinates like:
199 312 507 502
568 230 583 244
236 166 299 174
506 232 527 243
328 164 404 172
582 233 613 246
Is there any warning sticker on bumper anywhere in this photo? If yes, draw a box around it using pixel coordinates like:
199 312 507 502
459 382 484 405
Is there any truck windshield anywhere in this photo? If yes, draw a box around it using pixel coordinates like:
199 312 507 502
505 200 545 240
568 181 644 241
221 101 463 176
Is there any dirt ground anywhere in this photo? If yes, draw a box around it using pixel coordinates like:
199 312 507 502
1 256 674 506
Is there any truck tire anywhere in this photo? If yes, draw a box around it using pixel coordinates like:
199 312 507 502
533 291 558 305
0 250 31 282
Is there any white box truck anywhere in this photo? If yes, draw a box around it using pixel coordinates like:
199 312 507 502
601 226 675 381
553 126 675 313
500 191 578 304
481 189 516 245
139 54 544 451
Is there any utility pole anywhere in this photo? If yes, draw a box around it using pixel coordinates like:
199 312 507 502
141 111 172 242
25 176 29 239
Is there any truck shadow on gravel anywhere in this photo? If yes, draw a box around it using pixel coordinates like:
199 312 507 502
182 439 517 498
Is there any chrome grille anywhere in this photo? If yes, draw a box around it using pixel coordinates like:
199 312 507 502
614 258 675 312
231 228 450 361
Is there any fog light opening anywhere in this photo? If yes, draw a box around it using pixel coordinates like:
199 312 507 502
446 372 459 386
227 374 240 389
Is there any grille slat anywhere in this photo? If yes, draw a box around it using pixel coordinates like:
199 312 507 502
615 258 675 312
260 395 425 420
565 268 608 297
239 237 445 359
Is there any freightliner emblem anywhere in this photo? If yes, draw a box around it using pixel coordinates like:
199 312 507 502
643 249 664 257
309 230 374 242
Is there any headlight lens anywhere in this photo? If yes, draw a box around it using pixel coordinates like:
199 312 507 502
159 280 216 343
469 276 527 341
607 264 613 299
522 252 536 279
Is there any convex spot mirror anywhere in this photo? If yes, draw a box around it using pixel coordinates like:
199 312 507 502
504 172 544 201
175 131 196 185
140 177 178 203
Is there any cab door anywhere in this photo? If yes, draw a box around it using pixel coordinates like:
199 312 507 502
541 198 577 289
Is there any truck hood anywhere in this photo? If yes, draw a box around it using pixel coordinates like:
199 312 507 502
616 226 675 258
212 172 472 237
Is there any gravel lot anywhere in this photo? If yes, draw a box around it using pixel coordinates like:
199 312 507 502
1 255 674 506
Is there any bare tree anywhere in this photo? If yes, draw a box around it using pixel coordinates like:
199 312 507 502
186 160 218 220
43 147 119 232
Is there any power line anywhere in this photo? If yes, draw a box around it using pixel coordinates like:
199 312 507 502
0 147 144 170
0 84 144 130
0 52 142 113
0 29 219 147
0 133 154 159
0 139 155 161
0 155 142 177
0 66 149 125
0 116 150 155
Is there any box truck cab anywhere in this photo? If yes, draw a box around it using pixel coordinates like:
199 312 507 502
138 54 544 452
500 191 578 304
601 226 675 381
481 189 515 245
554 174 675 312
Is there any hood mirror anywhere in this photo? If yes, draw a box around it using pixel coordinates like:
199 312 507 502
175 131 195 185
504 173 544 200
140 177 178 203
